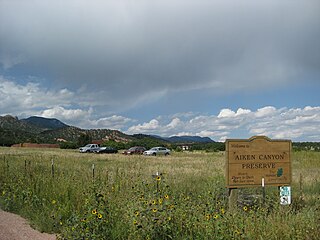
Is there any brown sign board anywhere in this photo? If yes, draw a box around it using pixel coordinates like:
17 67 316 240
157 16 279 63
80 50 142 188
226 136 291 188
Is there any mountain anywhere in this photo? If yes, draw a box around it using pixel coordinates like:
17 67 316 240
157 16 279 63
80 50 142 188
0 115 45 145
22 116 68 130
0 115 213 146
0 115 135 145
0 115 42 133
42 126 134 143
167 136 214 143
152 135 214 143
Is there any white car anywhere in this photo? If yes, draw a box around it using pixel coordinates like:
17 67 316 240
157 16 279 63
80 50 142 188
79 144 100 153
143 147 170 156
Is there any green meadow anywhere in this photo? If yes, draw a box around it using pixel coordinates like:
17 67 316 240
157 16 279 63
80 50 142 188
0 147 319 239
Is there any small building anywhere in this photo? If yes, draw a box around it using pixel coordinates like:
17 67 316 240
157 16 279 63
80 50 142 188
176 143 193 151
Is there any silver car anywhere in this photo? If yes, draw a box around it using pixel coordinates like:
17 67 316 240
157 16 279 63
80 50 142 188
79 144 100 153
143 147 170 156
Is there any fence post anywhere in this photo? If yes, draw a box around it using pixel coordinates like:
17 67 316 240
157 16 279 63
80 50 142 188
51 159 55 178
228 188 238 212
92 164 95 180
262 178 266 204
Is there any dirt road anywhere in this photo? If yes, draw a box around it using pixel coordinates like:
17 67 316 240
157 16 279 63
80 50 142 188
0 209 56 240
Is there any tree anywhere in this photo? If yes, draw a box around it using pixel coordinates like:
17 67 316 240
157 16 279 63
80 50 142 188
77 133 92 147
101 140 126 150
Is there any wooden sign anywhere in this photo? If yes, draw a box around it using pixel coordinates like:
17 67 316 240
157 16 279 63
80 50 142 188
226 136 291 188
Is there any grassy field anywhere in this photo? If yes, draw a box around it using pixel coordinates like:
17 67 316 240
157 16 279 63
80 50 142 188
0 147 319 239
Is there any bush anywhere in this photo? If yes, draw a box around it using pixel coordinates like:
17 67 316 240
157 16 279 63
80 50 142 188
59 142 78 149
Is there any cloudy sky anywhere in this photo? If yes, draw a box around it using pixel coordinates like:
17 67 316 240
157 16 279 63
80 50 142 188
1 0 319 141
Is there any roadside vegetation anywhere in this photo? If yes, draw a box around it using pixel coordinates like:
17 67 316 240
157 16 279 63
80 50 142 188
0 148 319 239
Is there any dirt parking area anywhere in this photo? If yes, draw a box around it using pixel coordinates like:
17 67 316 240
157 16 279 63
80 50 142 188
0 209 56 240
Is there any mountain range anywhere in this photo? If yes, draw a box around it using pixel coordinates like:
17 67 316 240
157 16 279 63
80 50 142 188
0 115 214 146
22 116 68 130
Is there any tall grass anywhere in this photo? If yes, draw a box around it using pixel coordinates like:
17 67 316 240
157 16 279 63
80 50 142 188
0 148 319 239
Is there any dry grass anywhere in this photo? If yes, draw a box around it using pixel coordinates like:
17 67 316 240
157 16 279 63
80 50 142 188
0 147 319 239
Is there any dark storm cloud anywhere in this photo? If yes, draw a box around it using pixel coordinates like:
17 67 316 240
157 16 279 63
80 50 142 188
1 0 319 109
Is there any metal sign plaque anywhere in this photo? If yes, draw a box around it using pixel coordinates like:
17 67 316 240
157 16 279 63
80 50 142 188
280 186 291 205
226 136 291 188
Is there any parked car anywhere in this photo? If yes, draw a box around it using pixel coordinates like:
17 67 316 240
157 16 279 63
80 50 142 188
123 146 146 155
95 146 118 154
79 144 100 153
143 147 170 156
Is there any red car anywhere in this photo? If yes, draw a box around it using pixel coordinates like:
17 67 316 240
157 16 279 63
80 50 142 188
123 146 146 155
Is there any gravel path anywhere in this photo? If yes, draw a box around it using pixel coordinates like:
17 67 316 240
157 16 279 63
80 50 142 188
0 209 56 240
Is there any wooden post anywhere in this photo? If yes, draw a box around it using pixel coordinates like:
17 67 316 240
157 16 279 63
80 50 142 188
299 173 303 202
51 159 54 178
6 156 9 172
92 164 95 180
262 178 266 204
2 156 5 176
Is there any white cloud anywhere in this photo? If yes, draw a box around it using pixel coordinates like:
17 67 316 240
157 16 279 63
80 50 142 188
0 76 75 116
41 106 87 121
125 106 320 141
196 130 229 138
0 76 133 131
255 106 277 117
174 132 194 137
40 107 134 131
88 115 133 130
218 108 251 118
218 109 236 118
127 119 160 134
167 118 182 129
236 108 252 116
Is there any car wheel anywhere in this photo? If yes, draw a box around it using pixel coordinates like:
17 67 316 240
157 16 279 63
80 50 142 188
165 152 169 156
152 153 156 156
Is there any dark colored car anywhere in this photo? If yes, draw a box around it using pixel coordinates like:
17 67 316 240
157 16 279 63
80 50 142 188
123 146 146 155
95 147 118 154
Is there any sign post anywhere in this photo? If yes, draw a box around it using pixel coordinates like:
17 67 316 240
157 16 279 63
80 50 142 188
280 186 291 205
226 136 292 207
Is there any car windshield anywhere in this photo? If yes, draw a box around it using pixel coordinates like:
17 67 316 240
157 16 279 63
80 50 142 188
85 144 91 147
150 147 158 150
128 147 136 151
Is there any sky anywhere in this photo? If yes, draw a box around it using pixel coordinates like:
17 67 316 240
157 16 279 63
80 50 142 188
0 0 319 142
